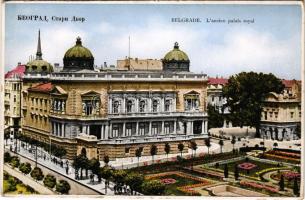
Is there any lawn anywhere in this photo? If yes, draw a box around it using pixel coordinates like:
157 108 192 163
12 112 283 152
146 171 209 196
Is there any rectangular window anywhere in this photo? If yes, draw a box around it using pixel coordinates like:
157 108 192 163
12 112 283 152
14 95 16 102
274 112 278 119
291 112 294 118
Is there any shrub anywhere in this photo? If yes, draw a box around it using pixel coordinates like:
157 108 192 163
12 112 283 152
56 180 71 194
7 176 17 192
19 162 32 175
44 174 56 189
31 167 44 181
141 180 165 195
4 152 11 163
10 156 20 168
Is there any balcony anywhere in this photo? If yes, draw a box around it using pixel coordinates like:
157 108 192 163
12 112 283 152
109 111 207 119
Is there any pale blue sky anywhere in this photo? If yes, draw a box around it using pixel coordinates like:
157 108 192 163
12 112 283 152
5 3 302 79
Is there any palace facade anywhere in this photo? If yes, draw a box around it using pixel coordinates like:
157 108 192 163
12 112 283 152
21 32 209 160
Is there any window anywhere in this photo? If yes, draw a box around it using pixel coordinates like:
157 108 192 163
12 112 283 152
275 112 278 119
291 112 294 119
264 111 267 120
211 96 214 102
185 98 199 111
152 99 159 112
139 100 146 113
125 148 130 154
165 99 171 112
269 112 273 118
152 122 161 135
126 100 133 113
83 101 93 115
53 99 66 113
112 100 120 113
14 95 16 102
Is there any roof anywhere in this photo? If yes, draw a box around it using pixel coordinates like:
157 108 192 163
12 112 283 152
163 42 189 61
29 82 53 93
64 37 93 59
5 64 25 79
208 77 228 85
282 79 298 88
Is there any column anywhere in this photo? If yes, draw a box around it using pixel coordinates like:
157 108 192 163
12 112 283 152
101 125 104 139
161 121 164 135
173 121 177 134
202 121 205 134
105 124 109 139
187 122 192 135
110 123 113 138
149 122 152 136
82 126 86 134
56 123 59 136
122 123 126 137
62 123 65 137
52 122 55 135
122 98 126 113
205 120 208 134
190 121 193 135
109 98 112 113
136 122 139 136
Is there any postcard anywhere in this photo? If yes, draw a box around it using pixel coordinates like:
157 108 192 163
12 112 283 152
2 1 303 198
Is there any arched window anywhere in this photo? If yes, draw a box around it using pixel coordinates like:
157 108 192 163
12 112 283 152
127 100 133 113
152 99 159 112
139 100 146 113
113 100 120 113
165 99 171 112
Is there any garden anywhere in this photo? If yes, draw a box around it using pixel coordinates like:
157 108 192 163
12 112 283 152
3 171 38 195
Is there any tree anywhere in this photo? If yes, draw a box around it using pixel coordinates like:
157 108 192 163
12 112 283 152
205 139 211 154
293 177 299 196
234 164 239 180
112 169 127 185
150 145 157 164
279 174 285 191
10 156 20 168
273 142 278 149
44 174 56 189
141 180 165 195
4 152 11 163
219 140 224 153
223 72 284 137
31 167 44 181
100 167 112 194
178 143 184 157
89 158 100 182
224 164 229 178
190 141 197 158
124 173 144 195
207 104 224 129
231 136 236 151
19 162 32 175
103 155 110 166
135 148 142 167
56 180 71 194
164 143 171 161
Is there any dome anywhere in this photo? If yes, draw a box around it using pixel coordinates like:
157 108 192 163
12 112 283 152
26 59 53 73
163 42 189 61
25 30 53 74
63 37 94 71
162 42 190 72
64 37 93 59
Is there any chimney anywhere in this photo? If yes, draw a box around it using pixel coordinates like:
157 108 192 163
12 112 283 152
18 62 21 66
104 62 107 68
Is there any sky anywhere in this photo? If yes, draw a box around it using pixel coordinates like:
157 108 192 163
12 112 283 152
5 3 302 79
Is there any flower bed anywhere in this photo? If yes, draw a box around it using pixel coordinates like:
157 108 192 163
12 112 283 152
283 172 300 181
267 150 300 159
160 178 176 185
264 154 300 163
146 171 213 196
240 180 278 193
238 162 257 170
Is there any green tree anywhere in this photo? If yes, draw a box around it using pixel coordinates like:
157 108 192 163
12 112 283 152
150 145 157 164
224 164 229 178
100 167 112 194
124 173 144 194
10 156 20 168
164 143 171 161
190 141 197 158
4 152 11 163
141 180 165 195
231 136 236 151
112 169 127 185
207 104 224 129
293 177 299 196
219 140 224 153
234 164 239 180
279 174 285 191
56 180 71 194
178 143 184 157
31 167 44 181
205 138 211 154
89 158 100 182
273 142 278 149
135 148 142 167
19 162 32 175
43 174 56 189
103 155 110 166
223 72 284 136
